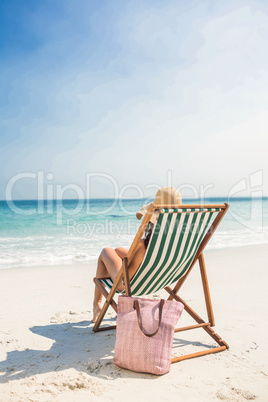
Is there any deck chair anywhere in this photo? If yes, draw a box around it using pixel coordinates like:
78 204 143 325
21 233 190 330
93 202 229 362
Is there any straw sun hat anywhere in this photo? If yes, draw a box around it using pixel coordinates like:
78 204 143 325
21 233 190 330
136 187 182 224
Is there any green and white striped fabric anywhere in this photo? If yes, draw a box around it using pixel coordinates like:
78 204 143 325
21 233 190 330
101 208 220 296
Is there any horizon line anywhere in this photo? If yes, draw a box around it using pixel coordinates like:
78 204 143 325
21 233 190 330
1 196 268 202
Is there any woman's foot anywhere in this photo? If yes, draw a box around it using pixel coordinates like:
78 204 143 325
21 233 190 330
92 302 102 323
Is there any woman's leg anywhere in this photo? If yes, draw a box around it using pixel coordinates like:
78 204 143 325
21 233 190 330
92 247 124 322
114 247 128 259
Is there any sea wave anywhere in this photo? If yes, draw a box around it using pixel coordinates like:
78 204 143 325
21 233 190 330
1 197 267 269
0 228 268 269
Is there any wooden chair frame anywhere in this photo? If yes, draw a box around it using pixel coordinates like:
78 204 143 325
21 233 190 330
93 203 229 363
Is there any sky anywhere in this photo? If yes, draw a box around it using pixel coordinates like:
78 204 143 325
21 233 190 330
0 0 267 200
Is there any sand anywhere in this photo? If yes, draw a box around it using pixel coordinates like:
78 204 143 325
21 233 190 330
0 244 267 401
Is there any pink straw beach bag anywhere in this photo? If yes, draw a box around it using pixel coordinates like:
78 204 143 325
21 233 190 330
114 296 184 375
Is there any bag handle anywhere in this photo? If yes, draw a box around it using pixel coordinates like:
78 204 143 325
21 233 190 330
133 299 164 337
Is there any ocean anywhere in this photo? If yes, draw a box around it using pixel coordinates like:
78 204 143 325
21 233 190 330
0 197 267 269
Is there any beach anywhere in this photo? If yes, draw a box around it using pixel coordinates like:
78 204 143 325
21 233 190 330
0 244 267 401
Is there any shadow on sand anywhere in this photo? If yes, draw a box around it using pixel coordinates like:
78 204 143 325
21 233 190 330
0 319 213 383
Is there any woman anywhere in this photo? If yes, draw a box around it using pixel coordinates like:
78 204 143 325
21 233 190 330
92 187 182 323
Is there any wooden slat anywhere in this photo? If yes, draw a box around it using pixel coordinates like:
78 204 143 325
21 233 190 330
93 325 116 332
199 253 215 326
122 257 131 296
154 203 226 209
174 322 210 333
93 270 124 332
126 203 155 262
93 277 117 312
171 346 227 363
195 203 229 258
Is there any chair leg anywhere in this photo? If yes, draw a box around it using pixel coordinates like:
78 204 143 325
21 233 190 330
93 282 117 332
199 253 215 326
166 287 228 347
171 346 227 363
94 278 118 312
165 286 228 362
92 271 124 332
